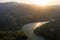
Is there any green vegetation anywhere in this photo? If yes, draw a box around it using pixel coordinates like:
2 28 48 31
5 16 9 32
0 2 60 40
0 31 27 40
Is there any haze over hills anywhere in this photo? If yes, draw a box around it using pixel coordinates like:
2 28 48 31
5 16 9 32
0 2 60 31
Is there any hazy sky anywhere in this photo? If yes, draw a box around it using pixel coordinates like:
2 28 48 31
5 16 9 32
0 0 60 5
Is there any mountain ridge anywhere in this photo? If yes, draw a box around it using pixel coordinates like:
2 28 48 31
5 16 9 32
0 2 60 31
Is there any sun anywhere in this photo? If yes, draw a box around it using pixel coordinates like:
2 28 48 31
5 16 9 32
30 0 48 6
16 0 49 6
19 0 49 6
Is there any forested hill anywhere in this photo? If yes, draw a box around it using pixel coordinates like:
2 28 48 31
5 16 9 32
0 2 60 31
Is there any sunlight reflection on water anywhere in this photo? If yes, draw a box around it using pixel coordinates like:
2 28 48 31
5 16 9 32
34 21 49 29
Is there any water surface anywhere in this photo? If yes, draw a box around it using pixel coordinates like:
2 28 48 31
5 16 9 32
21 21 49 40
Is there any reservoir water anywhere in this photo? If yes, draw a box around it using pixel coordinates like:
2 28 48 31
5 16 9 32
21 21 49 40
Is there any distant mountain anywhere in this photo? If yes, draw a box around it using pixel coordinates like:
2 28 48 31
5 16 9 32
0 2 60 31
